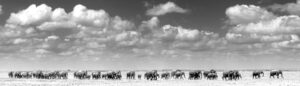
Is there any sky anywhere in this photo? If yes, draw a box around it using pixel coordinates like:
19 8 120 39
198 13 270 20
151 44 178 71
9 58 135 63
0 0 300 71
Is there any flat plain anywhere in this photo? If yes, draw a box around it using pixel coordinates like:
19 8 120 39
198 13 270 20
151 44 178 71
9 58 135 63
0 71 300 86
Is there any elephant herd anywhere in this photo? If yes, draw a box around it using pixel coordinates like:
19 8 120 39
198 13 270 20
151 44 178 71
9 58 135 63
222 70 242 80
8 70 284 80
8 71 68 79
203 70 218 80
74 71 122 80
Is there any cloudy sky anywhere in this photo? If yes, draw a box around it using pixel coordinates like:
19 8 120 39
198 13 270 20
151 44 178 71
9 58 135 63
1 0 300 71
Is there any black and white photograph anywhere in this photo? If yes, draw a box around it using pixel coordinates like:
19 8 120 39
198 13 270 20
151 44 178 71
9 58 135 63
0 0 300 86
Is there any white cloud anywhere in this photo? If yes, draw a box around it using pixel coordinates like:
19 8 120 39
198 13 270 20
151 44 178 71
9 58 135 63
37 21 78 31
45 35 59 42
230 15 300 35
141 17 159 29
226 33 296 44
226 4 300 44
271 34 300 48
114 31 140 46
146 2 188 16
225 4 300 52
111 16 135 31
51 8 68 21
4 3 299 60
269 0 300 16
7 4 52 26
161 25 200 40
13 38 27 44
35 49 50 54
37 21 80 39
71 4 110 28
226 5 275 24
139 17 160 36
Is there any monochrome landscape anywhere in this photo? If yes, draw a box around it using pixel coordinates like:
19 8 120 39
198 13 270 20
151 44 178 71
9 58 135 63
1 0 300 86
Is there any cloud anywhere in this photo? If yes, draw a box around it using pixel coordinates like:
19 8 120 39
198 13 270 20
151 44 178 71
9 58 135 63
269 0 300 16
6 4 52 26
3 3 300 61
139 17 160 36
226 5 276 24
0 5 2 15
37 21 79 38
114 31 140 46
161 25 201 40
225 4 300 55
0 3 225 60
154 24 223 51
13 38 27 44
71 4 110 28
0 4 113 55
229 15 300 35
110 16 135 31
226 33 297 44
51 8 68 21
0 3 262 59
146 2 188 16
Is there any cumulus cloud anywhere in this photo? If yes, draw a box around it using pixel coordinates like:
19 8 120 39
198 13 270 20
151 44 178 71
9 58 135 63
51 8 68 21
7 4 52 26
152 24 223 51
2 3 220 59
226 5 276 24
0 4 110 54
224 4 300 55
114 31 140 46
110 16 135 31
146 2 188 16
161 25 201 40
4 3 300 61
139 17 160 36
37 21 79 38
269 0 300 16
37 21 78 31
71 4 110 28
224 6 300 56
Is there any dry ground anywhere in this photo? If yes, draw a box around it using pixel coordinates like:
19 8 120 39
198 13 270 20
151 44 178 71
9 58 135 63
0 71 300 86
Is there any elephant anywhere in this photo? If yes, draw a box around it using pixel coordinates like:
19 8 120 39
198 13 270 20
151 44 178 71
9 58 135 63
91 71 101 79
222 70 241 80
8 71 14 78
12 71 33 79
126 71 135 79
137 74 142 79
188 70 202 80
74 71 90 79
13 72 22 78
252 71 264 79
171 70 185 79
144 70 159 80
106 71 122 80
203 69 216 79
102 73 108 79
270 70 283 78
206 72 218 80
33 71 46 79
161 72 171 80
58 71 68 79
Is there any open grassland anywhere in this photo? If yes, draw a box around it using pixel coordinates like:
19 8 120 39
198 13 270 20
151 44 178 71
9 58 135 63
0 71 300 86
